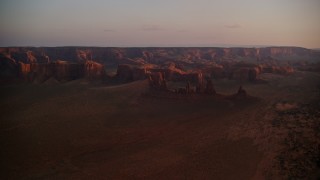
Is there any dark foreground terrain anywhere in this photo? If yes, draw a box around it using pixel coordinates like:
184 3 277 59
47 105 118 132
1 70 319 179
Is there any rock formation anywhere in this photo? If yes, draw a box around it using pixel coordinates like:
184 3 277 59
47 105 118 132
18 62 31 81
1 47 318 65
132 67 147 81
29 63 54 83
85 60 106 79
235 86 247 98
1 46 315 84
262 65 294 75
3 60 105 83
186 81 191 94
205 79 216 95
0 55 19 82
148 72 167 91
191 72 204 94
116 64 133 82
53 60 82 81
116 64 147 82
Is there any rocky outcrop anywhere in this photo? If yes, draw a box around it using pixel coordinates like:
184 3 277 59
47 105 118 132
237 86 247 96
150 63 187 82
4 60 105 83
132 67 147 81
18 62 31 80
209 65 225 79
0 46 315 84
231 67 259 81
258 47 310 57
262 65 294 74
116 64 133 82
116 64 147 82
149 66 203 84
0 55 19 82
158 68 183 81
1 47 317 66
232 86 247 98
85 60 106 79
205 79 216 95
28 63 55 83
196 73 205 94
296 62 320 72
183 72 203 84
148 72 167 91
54 61 86 81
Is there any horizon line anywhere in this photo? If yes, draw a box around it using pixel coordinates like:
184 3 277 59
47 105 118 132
0 45 317 50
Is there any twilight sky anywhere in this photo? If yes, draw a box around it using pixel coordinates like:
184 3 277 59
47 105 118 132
1 0 320 48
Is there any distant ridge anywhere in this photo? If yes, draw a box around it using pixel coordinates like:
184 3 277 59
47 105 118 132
0 46 312 50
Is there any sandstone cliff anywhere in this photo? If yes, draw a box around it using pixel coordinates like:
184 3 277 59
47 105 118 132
1 46 318 83
1 47 318 66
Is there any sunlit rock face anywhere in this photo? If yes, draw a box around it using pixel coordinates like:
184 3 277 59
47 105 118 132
5 59 105 83
18 62 31 78
84 61 106 80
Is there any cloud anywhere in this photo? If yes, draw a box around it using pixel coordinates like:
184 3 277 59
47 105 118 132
141 25 164 31
224 24 241 29
104 29 115 32
177 29 188 33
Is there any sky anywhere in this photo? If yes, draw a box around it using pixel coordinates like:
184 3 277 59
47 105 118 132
0 0 320 48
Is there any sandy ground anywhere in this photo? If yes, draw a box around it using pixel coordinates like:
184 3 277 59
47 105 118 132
0 71 319 179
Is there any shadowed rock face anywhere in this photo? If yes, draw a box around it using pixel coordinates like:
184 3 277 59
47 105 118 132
116 64 147 82
54 61 84 81
30 62 82 82
237 86 247 96
205 79 216 95
116 64 134 82
207 66 224 79
149 68 203 84
261 65 294 74
148 72 167 91
231 67 260 82
29 63 56 83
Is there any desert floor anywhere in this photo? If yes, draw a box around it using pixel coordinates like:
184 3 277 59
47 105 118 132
1 71 319 179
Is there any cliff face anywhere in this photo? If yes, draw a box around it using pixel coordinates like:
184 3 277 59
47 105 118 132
85 61 106 79
0 54 19 82
116 64 147 82
13 60 105 83
0 46 318 83
0 47 318 65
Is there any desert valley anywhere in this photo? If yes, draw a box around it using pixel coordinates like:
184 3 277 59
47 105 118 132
1 46 320 179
